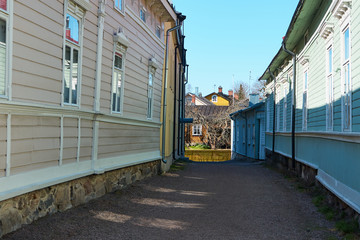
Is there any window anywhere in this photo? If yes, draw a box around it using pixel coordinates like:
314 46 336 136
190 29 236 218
147 67 156 119
114 0 123 12
283 87 288 131
266 100 270 131
112 51 124 113
212 95 217 102
326 45 334 131
0 0 9 97
276 87 280 131
140 7 146 22
192 124 202 136
303 70 308 130
342 25 351 131
156 26 161 38
63 3 84 106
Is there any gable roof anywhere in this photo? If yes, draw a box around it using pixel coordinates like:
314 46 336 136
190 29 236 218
186 93 214 105
204 92 232 102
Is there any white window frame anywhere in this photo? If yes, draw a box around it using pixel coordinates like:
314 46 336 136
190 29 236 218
111 45 126 114
326 40 334 131
63 1 85 107
140 7 146 23
289 73 294 129
341 16 352 132
192 124 202 136
212 95 217 102
0 0 11 99
276 85 280 132
156 25 161 39
266 99 270 132
114 0 124 13
302 69 308 131
147 67 156 119
283 86 288 132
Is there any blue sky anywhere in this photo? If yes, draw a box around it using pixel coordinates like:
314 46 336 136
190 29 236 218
172 0 299 96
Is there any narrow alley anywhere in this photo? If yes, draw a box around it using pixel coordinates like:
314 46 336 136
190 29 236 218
4 160 340 240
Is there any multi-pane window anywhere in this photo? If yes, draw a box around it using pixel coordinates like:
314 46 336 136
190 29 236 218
192 124 202 136
112 52 124 113
342 26 351 131
147 70 154 119
0 0 8 97
64 11 81 105
303 70 308 130
276 87 280 131
266 100 270 131
156 26 161 38
212 95 217 102
115 0 122 11
326 46 334 131
283 87 288 131
140 8 146 22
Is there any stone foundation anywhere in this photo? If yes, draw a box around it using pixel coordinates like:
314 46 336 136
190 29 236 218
0 161 160 237
265 149 360 224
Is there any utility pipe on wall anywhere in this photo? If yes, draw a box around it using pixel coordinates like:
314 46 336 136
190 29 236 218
268 68 276 159
161 24 182 164
282 42 296 169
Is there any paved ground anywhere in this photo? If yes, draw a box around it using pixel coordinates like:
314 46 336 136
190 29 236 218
4 159 342 240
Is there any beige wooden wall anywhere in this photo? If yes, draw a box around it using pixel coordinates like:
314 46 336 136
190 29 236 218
0 0 176 201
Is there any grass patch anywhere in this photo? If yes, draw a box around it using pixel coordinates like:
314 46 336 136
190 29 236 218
188 144 211 150
169 160 186 172
336 220 359 234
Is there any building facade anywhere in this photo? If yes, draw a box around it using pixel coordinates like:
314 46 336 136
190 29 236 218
260 0 360 215
0 0 185 235
230 94 265 160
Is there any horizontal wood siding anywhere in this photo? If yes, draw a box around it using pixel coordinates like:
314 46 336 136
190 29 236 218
80 119 93 162
98 122 160 159
11 116 61 175
0 115 6 177
63 117 78 165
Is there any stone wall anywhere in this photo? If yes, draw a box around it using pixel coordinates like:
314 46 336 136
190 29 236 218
0 161 160 237
185 149 231 162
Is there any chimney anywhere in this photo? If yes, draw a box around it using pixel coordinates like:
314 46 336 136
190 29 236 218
218 86 222 93
191 94 195 104
228 90 233 97
249 93 260 107
195 87 199 96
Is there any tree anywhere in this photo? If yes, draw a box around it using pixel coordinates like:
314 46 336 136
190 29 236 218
185 102 248 149
234 81 249 100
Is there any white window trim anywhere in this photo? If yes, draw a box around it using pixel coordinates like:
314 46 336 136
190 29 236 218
114 0 124 14
62 1 85 107
0 0 12 100
283 86 288 132
111 44 127 115
140 6 147 23
147 68 155 119
156 25 161 39
276 85 281 132
266 99 270 132
302 68 308 131
326 39 334 131
341 15 352 132
192 124 202 136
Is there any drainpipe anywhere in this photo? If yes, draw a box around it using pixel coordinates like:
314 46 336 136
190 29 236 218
268 68 276 159
161 24 182 164
172 45 178 160
282 41 296 169
91 0 106 171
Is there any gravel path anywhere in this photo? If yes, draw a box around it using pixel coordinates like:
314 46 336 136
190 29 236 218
3 159 341 240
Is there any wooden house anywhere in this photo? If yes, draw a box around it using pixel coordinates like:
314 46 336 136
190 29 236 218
0 0 186 235
260 0 360 215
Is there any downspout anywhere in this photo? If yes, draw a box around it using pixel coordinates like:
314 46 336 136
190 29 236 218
282 41 296 169
161 24 182 164
268 68 276 159
172 45 178 160
91 0 105 171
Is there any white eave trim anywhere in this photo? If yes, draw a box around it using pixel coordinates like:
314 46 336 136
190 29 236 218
319 21 334 39
331 0 351 19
